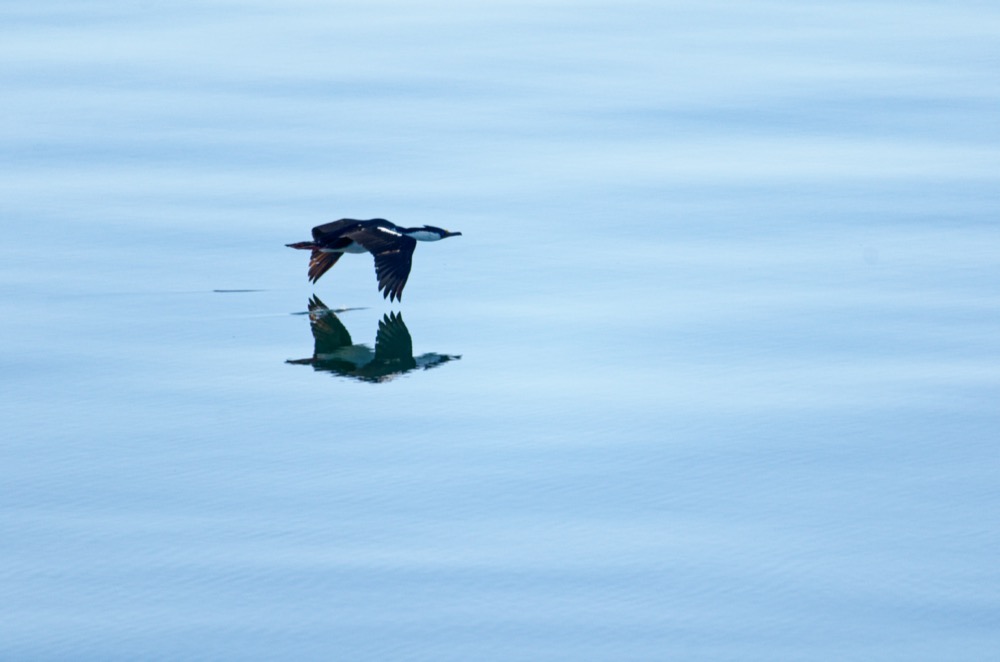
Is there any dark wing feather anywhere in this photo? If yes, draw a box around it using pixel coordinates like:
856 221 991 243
373 244 415 302
312 218 364 242
344 226 417 302
307 250 342 283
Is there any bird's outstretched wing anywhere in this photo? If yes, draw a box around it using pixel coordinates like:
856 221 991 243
372 241 416 302
307 250 342 283
345 226 417 302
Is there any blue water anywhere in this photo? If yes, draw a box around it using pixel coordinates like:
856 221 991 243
3 1 999 659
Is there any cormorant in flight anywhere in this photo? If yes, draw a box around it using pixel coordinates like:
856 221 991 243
287 218 461 301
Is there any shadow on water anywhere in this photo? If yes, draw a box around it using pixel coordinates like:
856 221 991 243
287 296 460 383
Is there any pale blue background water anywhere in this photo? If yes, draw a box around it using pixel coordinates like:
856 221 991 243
2 1 999 659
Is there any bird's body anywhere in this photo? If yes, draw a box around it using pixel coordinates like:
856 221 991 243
286 218 461 301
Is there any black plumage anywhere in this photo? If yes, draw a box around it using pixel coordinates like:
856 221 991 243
286 218 461 302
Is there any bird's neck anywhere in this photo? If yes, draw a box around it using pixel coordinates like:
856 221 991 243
403 229 442 242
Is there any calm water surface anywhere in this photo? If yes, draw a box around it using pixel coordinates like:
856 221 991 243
2 1 999 660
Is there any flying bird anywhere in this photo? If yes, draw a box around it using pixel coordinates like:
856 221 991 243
286 218 462 301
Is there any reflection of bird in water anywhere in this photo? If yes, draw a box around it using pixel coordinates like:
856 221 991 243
286 218 462 301
287 296 460 383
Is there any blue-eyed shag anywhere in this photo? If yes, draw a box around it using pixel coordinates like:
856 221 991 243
287 218 462 301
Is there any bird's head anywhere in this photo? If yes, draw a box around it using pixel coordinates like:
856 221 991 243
403 225 463 241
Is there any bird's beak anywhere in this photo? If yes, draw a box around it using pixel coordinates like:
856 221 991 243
446 231 462 237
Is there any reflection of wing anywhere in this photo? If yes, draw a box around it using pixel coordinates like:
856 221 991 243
374 312 414 363
307 296 352 354
345 226 416 302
